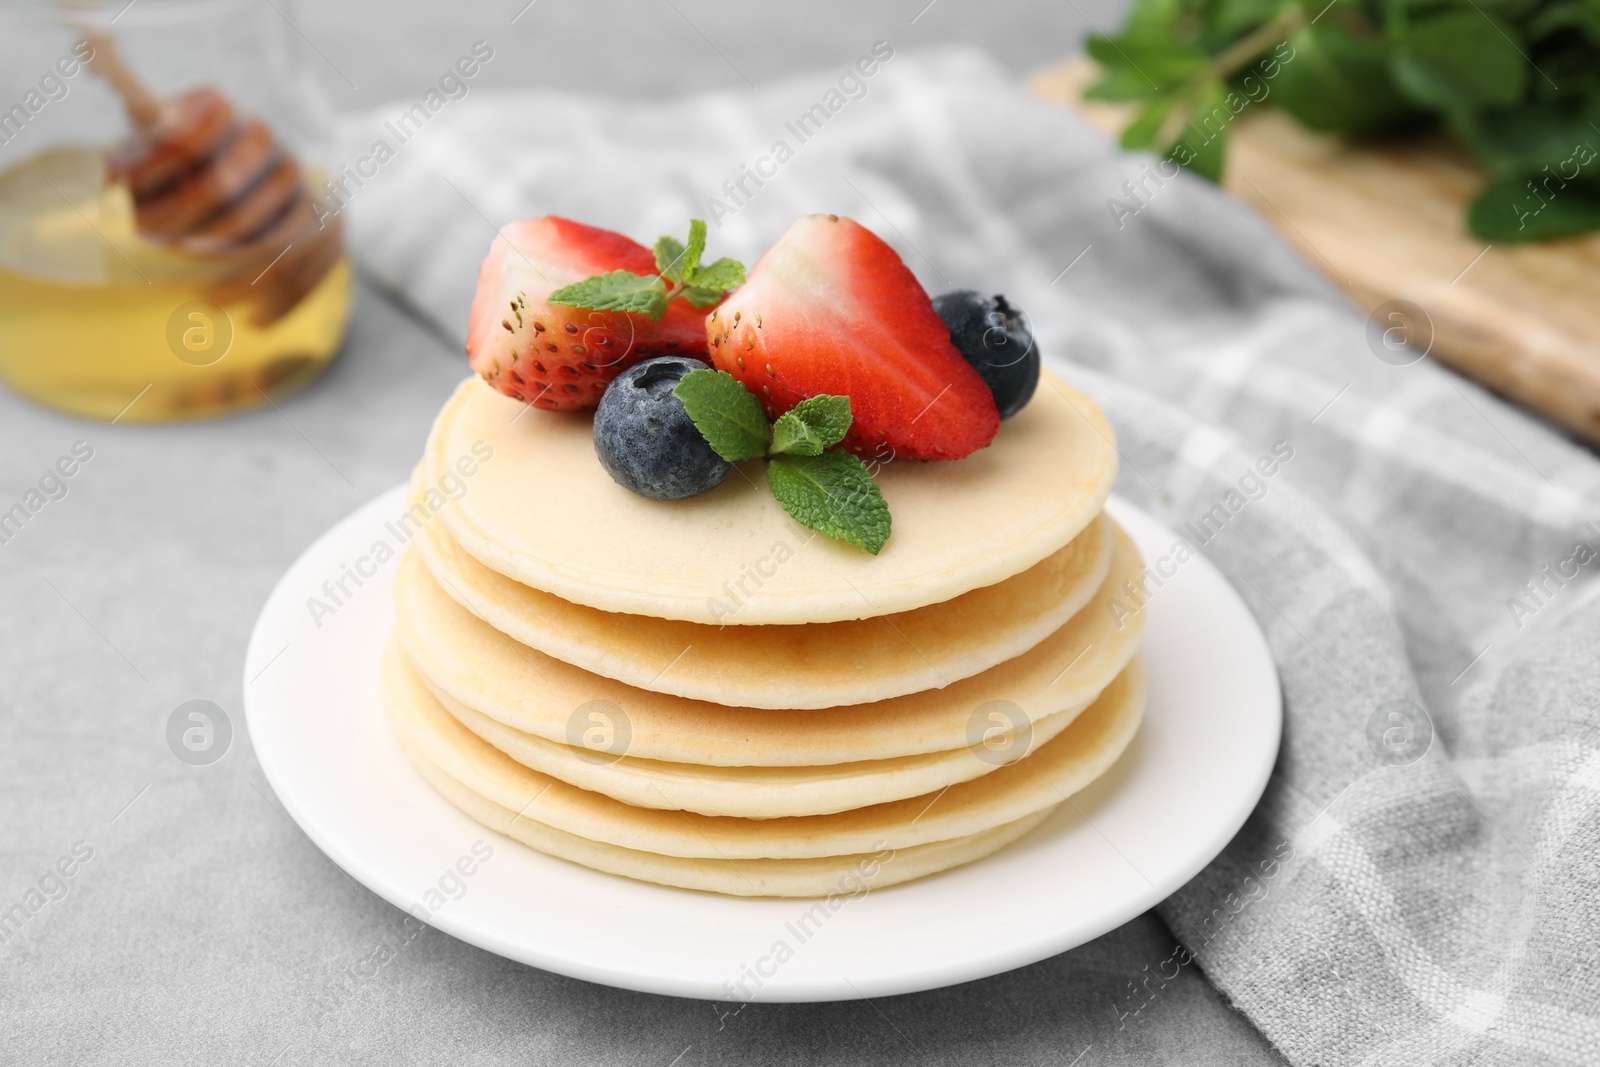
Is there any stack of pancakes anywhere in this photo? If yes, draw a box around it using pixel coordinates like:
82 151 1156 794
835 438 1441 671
384 372 1145 897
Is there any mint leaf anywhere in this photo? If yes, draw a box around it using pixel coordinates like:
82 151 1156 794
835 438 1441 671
1205 0 1280 41
1462 102 1600 177
1390 13 1527 110
687 257 745 292
674 369 770 461
669 373 889 554
681 218 707 280
1084 36 1208 99
679 256 745 308
1121 96 1174 151
1271 25 1422 136
770 415 825 457
548 271 669 321
655 235 687 283
1082 62 1167 103
767 452 891 555
1118 0 1188 45
555 220 744 322
1168 79 1229 182
1468 174 1600 241
682 286 727 309
770 395 852 456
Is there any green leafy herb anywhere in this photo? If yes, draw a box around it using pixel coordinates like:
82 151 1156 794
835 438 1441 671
551 219 746 321
654 234 687 282
770 395 853 456
680 218 706 278
683 284 730 309
673 373 892 554
1469 173 1600 240
1269 25 1417 136
1084 0 1600 241
685 258 746 307
543 270 668 317
673 369 770 461
1388 12 1526 111
767 452 892 555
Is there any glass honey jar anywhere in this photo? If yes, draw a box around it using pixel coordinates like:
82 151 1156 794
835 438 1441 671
0 0 351 422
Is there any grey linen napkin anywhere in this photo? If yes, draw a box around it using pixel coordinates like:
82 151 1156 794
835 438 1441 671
336 46 1600 1067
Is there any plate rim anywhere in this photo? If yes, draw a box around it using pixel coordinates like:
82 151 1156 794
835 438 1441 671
243 484 1281 1002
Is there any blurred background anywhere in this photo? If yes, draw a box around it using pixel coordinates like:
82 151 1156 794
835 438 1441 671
300 1 1128 105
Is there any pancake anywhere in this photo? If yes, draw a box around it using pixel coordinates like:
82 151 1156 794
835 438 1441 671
422 370 1117 625
383 637 1146 857
394 522 1146 766
431 677 1095 818
404 744 1056 898
412 503 1113 710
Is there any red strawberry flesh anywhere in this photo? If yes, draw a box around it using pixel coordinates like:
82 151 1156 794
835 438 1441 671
707 214 998 460
466 216 713 412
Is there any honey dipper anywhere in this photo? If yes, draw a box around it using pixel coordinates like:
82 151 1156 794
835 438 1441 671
86 32 342 323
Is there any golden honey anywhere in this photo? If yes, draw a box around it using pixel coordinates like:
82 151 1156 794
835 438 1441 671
0 146 350 422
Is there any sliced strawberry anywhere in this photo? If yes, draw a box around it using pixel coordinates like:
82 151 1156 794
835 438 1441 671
707 215 998 460
466 216 714 411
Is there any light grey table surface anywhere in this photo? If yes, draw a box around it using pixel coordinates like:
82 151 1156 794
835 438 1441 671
3 3 1287 1064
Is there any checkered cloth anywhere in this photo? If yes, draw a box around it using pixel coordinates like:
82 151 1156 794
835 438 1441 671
344 48 1600 1066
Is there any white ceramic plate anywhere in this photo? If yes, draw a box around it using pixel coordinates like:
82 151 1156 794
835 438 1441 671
244 487 1280 1002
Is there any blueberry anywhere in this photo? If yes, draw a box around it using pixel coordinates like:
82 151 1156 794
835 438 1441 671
593 356 732 500
933 291 1039 419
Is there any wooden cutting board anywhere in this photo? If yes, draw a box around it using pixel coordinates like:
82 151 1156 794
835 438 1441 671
1031 59 1600 446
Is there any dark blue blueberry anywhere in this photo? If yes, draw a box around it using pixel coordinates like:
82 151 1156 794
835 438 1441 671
593 356 732 500
932 290 1039 419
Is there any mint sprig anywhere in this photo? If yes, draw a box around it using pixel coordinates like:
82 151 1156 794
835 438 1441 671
674 369 770 461
767 452 891 555
550 219 745 322
672 370 891 555
543 270 669 318
1085 0 1600 241
655 233 688 281
771 395 852 457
